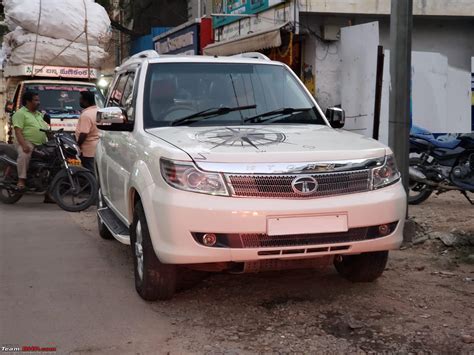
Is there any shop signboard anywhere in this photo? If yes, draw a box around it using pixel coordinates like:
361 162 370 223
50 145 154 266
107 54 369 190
4 65 98 79
214 3 291 42
154 23 199 55
213 0 286 28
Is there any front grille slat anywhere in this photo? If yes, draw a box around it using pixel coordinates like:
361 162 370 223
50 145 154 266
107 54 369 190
240 227 369 248
226 170 371 199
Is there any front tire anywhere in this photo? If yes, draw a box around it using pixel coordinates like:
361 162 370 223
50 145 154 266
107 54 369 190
52 170 98 212
334 251 389 282
0 163 22 204
130 201 177 301
0 188 23 204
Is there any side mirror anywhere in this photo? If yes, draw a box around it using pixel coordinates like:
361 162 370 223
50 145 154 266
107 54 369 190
4 100 14 114
96 107 133 132
43 113 51 124
326 107 345 129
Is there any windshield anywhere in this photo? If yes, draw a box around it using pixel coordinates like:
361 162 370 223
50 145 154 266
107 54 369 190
143 63 326 128
24 84 105 116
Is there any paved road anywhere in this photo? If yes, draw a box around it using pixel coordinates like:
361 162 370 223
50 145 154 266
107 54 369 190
0 195 176 354
1 194 473 354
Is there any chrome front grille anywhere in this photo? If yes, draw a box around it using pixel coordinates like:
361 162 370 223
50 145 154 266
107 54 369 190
225 170 371 198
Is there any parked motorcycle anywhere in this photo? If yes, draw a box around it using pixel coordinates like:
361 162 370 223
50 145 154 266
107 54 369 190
408 129 474 205
0 129 97 212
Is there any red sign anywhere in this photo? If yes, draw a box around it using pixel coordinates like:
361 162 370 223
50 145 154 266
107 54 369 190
200 18 214 54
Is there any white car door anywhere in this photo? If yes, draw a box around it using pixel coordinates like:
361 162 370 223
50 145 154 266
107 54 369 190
101 73 129 218
105 70 138 220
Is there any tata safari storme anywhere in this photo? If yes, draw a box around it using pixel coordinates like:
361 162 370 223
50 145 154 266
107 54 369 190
95 51 406 300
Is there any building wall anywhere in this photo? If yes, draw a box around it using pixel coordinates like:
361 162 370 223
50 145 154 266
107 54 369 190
187 0 213 19
298 0 474 17
301 14 474 110
376 17 473 72
300 15 349 110
132 0 188 34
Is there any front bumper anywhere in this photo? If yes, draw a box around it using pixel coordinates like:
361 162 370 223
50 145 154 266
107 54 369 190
140 181 407 264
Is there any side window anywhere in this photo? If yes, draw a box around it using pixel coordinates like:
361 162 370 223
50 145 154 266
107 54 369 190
122 71 136 119
107 74 128 107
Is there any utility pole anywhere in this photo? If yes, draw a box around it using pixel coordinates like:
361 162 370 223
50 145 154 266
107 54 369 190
389 0 413 195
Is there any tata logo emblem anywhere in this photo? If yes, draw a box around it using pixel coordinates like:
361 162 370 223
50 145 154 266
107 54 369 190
291 176 319 195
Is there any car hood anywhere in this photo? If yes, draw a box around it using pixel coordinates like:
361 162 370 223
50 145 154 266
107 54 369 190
146 125 388 163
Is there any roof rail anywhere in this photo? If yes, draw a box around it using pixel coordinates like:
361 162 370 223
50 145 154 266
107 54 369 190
120 50 159 68
131 50 160 60
232 52 271 61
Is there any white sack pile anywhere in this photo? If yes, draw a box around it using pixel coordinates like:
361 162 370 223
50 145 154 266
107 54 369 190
4 28 107 67
2 0 111 68
0 47 5 69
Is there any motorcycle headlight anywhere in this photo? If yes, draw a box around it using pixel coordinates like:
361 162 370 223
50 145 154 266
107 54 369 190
372 154 401 189
64 142 80 156
160 159 229 196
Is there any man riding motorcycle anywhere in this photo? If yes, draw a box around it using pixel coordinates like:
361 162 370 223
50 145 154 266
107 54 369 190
12 91 49 191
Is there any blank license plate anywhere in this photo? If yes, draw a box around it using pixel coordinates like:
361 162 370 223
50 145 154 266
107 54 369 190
267 214 348 236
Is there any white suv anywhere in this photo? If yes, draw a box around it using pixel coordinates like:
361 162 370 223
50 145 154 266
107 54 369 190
96 50 406 301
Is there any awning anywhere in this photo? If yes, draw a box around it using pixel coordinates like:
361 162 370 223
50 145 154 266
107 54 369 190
203 23 288 56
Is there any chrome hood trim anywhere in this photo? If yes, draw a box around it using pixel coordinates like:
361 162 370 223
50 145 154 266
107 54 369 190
195 157 385 174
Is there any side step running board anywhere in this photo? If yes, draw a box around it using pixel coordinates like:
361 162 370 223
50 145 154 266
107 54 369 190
98 207 131 245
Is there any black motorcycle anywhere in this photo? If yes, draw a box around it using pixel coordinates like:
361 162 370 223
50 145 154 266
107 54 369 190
0 129 97 212
408 133 474 205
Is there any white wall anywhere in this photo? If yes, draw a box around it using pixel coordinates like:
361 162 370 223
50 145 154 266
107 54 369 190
340 22 379 136
379 51 472 144
376 17 473 72
299 0 474 17
314 38 341 111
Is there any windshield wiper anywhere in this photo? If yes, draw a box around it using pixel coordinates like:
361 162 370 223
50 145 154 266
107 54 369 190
171 105 257 126
243 107 311 124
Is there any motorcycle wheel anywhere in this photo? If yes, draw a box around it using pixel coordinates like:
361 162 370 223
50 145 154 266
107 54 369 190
52 170 98 212
408 157 433 205
0 162 23 204
0 188 23 204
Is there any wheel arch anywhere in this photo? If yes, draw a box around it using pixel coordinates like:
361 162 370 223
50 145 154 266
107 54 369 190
128 187 141 222
127 160 154 222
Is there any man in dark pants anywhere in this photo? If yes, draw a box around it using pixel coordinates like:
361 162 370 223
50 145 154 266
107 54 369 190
75 91 99 171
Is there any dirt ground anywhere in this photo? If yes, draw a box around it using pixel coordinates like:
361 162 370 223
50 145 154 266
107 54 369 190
72 192 474 354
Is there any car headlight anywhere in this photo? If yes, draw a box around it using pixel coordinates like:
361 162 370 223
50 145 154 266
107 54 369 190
372 154 401 189
160 158 229 196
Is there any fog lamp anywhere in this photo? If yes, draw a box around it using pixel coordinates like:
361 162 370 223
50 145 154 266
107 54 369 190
202 233 217 246
378 224 390 236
